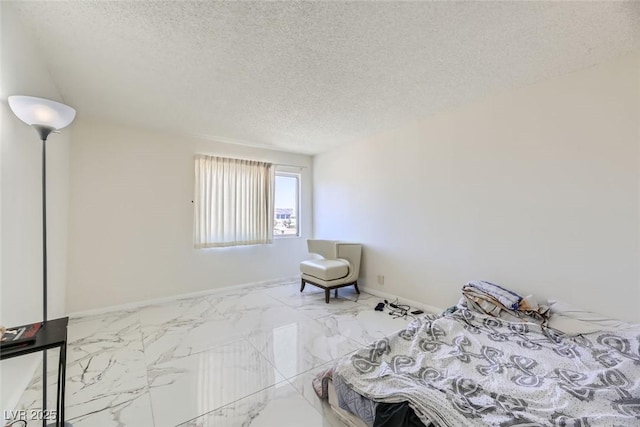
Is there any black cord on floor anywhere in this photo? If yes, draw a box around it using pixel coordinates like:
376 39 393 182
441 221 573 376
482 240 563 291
380 298 413 319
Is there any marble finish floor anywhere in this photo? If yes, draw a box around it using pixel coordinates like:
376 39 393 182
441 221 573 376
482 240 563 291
15 279 415 427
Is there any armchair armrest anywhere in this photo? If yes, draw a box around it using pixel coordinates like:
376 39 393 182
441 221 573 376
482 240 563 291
336 243 362 281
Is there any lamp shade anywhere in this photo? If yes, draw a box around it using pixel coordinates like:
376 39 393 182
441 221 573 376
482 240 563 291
8 95 76 130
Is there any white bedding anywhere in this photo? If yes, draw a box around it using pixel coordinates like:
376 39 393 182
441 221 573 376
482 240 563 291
547 299 633 334
335 308 640 427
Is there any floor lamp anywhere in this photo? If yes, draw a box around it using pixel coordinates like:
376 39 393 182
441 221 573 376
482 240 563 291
7 96 76 427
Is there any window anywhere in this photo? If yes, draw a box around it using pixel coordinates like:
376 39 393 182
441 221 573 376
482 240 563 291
194 155 274 248
274 171 300 237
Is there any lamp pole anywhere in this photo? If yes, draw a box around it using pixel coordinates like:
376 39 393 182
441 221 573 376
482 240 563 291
41 133 49 324
42 136 48 427
37 126 53 427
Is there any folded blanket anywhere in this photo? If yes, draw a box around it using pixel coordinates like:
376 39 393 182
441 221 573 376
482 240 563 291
464 280 521 310
462 280 550 325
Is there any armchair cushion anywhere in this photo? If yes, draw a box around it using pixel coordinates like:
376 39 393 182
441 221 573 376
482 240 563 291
300 259 349 282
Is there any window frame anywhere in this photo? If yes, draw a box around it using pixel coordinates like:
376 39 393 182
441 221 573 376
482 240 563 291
273 170 301 239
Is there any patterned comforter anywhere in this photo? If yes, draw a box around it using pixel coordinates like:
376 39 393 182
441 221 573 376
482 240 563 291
335 309 640 426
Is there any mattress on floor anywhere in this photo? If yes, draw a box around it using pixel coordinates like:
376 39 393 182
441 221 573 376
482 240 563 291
334 308 640 427
327 377 370 427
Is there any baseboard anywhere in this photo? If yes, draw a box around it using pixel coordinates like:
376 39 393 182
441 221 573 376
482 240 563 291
68 276 299 319
67 276 444 320
359 286 444 315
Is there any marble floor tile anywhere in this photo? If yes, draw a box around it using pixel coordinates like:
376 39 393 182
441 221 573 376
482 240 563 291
68 309 140 342
315 309 412 346
248 318 361 380
67 310 142 363
138 297 224 331
337 289 382 307
222 302 311 337
177 382 331 427
62 310 149 417
60 344 150 427
250 277 300 291
16 353 63 417
16 380 153 427
261 283 372 316
16 340 149 424
259 282 325 301
13 278 409 426
67 387 154 426
147 339 285 427
210 291 285 320
142 317 244 367
66 343 147 397
138 298 243 367
291 296 372 320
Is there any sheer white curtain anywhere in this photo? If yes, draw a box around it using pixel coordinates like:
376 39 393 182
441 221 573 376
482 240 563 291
194 155 274 248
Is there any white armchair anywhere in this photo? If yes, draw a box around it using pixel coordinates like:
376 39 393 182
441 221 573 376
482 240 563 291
300 240 362 303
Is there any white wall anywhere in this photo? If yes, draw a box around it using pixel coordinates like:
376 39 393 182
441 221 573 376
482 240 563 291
1 3 71 413
67 120 312 312
314 52 640 322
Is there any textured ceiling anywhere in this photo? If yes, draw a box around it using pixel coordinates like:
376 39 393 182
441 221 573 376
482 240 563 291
9 1 640 154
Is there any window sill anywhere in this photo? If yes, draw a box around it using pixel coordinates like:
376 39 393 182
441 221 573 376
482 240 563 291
274 235 301 239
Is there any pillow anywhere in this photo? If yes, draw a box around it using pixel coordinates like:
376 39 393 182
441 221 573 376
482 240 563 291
547 299 632 334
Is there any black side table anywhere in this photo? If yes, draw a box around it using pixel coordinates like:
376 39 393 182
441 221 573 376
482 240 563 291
1 317 69 427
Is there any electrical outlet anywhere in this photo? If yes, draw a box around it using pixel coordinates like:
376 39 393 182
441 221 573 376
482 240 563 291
377 275 385 285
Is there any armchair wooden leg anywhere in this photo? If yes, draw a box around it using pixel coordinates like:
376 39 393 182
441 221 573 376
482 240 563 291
325 289 330 304
334 288 338 298
354 281 360 294
300 279 306 292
